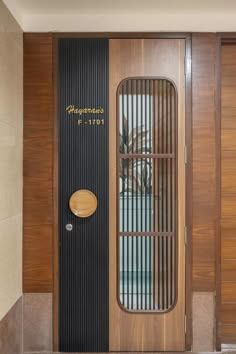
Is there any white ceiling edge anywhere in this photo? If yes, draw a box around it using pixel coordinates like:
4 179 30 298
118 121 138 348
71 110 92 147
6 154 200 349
21 12 236 32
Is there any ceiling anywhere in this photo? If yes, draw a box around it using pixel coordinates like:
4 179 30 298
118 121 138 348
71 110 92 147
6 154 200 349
6 0 236 15
3 0 236 32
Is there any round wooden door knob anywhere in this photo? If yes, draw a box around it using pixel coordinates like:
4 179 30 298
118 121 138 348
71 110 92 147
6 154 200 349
69 189 97 218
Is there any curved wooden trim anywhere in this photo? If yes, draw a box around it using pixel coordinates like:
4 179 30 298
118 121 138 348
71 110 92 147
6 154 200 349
184 35 193 351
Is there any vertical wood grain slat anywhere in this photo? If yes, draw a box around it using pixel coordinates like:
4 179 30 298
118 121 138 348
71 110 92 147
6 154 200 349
192 34 217 291
23 33 54 293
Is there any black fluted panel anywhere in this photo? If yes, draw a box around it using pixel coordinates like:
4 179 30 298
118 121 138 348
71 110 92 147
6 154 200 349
58 39 108 352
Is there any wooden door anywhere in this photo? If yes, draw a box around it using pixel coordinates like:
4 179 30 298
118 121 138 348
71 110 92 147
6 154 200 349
109 39 186 351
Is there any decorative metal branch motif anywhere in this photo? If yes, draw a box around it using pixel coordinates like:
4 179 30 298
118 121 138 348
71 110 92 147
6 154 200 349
120 116 152 194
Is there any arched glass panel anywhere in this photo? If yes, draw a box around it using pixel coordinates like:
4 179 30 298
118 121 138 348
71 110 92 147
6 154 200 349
118 78 177 312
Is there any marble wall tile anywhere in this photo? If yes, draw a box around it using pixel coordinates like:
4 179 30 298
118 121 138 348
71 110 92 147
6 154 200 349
23 293 52 352
0 297 22 354
0 214 22 319
0 0 23 323
192 291 215 351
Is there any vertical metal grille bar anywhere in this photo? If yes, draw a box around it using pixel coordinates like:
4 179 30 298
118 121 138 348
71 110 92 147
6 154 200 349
131 80 134 310
140 80 143 309
153 80 156 309
145 80 148 310
149 80 152 310
136 79 139 310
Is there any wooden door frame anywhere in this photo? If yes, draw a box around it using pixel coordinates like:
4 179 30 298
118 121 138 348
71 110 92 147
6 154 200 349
214 32 236 351
52 32 192 352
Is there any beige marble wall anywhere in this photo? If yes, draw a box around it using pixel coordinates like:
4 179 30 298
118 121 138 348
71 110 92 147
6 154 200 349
0 0 23 320
0 297 23 354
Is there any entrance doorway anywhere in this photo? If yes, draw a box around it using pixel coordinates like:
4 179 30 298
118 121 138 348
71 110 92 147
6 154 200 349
57 37 186 352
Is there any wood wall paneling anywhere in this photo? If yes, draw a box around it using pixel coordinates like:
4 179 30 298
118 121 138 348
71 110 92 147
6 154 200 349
221 43 236 343
221 325 236 344
192 34 217 291
23 34 53 293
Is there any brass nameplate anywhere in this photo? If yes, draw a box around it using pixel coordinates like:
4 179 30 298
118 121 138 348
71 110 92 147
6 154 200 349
66 105 104 115
77 119 104 126
65 104 105 126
